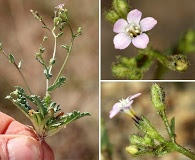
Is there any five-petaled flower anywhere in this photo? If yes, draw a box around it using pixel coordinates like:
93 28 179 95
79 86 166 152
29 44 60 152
113 9 157 49
109 93 141 119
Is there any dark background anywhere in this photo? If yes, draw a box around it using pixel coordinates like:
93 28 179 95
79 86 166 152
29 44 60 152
101 82 195 160
0 0 99 160
101 0 195 80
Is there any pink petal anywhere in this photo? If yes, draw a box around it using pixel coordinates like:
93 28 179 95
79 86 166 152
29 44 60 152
132 33 149 49
113 33 131 50
129 93 141 100
112 102 121 110
109 109 120 118
113 19 128 33
140 17 157 32
127 9 142 24
109 103 121 118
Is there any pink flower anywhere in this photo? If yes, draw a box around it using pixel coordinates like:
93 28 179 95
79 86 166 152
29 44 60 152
113 9 157 49
109 93 141 119
55 4 65 10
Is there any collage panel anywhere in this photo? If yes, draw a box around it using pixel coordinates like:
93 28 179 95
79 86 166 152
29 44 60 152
101 82 195 160
101 0 195 80
0 0 99 160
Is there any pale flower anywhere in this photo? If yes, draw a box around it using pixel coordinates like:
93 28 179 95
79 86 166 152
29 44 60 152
113 9 157 49
109 93 141 119
55 4 65 10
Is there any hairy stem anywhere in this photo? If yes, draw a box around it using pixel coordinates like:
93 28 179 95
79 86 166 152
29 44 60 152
46 27 57 93
53 22 75 85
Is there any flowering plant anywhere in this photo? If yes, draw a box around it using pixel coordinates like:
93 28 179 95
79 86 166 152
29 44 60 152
106 83 195 159
104 0 195 79
0 4 90 141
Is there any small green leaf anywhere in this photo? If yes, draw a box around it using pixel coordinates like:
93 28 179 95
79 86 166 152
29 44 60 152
44 68 52 79
47 76 66 92
9 54 15 63
61 44 69 51
57 31 64 37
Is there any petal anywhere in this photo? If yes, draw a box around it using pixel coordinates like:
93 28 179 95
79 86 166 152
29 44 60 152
109 110 120 118
112 102 122 110
109 109 120 118
127 9 142 24
113 33 131 50
109 103 121 118
132 33 149 49
140 17 157 32
124 96 134 107
113 19 128 33
129 93 142 100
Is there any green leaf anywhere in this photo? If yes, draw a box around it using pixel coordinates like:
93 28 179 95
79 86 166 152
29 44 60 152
5 87 31 118
47 76 66 92
57 31 64 37
43 68 52 79
9 54 15 63
61 44 69 51
46 110 90 137
62 110 90 125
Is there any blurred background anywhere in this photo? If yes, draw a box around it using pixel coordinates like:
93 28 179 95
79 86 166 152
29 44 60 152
101 0 195 80
101 82 195 160
0 0 99 160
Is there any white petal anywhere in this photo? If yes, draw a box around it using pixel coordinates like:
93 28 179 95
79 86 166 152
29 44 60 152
140 17 157 32
127 9 142 24
113 33 131 50
132 33 149 49
113 19 128 33
129 93 142 100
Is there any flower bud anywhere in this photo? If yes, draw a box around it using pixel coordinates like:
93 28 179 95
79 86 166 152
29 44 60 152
35 52 41 57
59 9 68 22
49 58 55 65
105 9 120 24
53 17 62 26
76 27 82 36
151 83 165 111
166 55 189 72
126 145 138 155
175 57 189 72
113 0 130 17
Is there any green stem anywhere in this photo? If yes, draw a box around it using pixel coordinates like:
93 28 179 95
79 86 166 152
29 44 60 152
159 110 175 142
146 49 168 64
170 142 195 160
53 22 75 85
